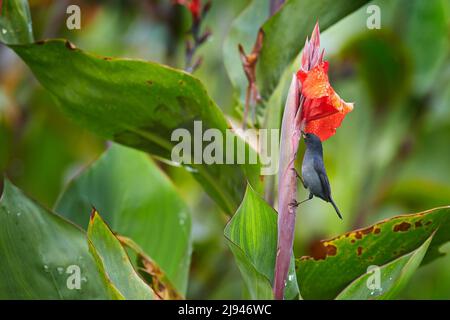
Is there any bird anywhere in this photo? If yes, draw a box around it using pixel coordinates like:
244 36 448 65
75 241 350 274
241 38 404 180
295 132 342 219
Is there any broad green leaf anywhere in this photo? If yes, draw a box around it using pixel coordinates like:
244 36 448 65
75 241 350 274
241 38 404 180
226 241 273 299
0 0 33 44
336 234 433 300
9 39 260 215
224 185 299 300
55 144 191 295
87 210 155 300
297 207 450 299
0 180 112 299
256 0 370 100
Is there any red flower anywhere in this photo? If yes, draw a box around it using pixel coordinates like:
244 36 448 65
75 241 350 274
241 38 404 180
296 23 353 141
175 0 202 20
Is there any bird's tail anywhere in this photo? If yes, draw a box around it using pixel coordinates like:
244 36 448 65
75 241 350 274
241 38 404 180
330 198 343 220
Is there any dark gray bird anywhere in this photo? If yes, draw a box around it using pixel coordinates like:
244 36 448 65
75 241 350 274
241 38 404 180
296 132 342 219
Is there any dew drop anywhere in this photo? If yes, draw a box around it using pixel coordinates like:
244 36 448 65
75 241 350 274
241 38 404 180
184 165 198 173
1 28 7 35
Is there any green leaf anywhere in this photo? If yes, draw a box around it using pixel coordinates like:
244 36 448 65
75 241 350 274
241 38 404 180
224 185 299 299
256 0 370 100
55 144 191 295
10 39 260 215
87 210 155 300
0 0 34 44
336 234 433 300
297 206 450 299
0 180 112 299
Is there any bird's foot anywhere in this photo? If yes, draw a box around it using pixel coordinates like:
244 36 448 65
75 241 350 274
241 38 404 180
288 199 300 208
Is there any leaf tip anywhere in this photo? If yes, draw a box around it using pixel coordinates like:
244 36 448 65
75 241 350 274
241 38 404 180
90 206 98 222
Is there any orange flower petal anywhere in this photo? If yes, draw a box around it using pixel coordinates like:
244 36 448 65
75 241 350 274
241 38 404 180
297 61 353 140
300 96 336 122
298 61 330 99
304 112 347 141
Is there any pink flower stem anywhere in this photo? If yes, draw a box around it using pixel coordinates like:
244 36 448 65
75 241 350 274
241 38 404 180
273 75 303 300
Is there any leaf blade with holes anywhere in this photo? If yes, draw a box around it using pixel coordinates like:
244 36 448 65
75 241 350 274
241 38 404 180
297 207 450 299
335 234 433 300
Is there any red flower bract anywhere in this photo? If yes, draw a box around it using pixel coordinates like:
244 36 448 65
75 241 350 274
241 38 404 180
296 24 353 141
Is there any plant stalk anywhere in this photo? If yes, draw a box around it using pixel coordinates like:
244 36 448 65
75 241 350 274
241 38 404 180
273 75 301 299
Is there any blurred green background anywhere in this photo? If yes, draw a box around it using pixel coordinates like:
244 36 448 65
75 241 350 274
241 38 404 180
0 0 449 299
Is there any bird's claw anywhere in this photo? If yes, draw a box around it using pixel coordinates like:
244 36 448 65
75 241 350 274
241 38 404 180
288 200 300 208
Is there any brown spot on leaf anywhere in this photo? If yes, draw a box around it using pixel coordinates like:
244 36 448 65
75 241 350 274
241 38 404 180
415 220 423 228
351 239 355 244
361 226 374 235
146 80 153 85
103 57 112 61
357 247 363 256
425 221 432 226
178 80 185 86
355 232 363 239
65 40 76 50
310 241 337 260
393 221 411 232
374 228 381 234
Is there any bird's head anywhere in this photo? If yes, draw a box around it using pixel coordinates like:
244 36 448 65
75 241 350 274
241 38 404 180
302 131 322 150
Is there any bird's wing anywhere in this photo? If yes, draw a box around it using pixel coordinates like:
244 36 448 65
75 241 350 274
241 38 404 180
313 157 332 200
